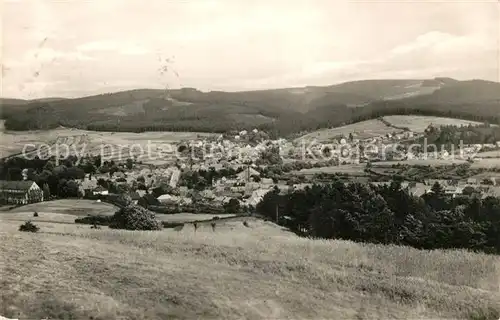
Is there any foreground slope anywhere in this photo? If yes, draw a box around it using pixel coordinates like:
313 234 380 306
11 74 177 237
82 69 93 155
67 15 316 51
1 219 498 320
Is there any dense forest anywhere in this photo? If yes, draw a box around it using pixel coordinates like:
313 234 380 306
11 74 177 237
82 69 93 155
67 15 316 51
420 123 500 148
257 180 500 254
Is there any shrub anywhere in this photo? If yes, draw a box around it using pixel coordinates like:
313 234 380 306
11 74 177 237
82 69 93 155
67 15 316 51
75 215 112 226
19 221 39 232
33 211 39 217
162 221 184 229
109 205 163 231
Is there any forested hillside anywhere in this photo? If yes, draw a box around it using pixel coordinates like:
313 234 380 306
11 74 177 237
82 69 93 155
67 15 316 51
1 78 499 136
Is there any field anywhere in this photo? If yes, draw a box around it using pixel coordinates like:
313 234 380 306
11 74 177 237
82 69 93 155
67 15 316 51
382 115 489 133
0 200 237 225
0 121 217 161
294 115 489 144
471 158 500 169
292 164 367 176
0 200 119 224
477 150 500 158
296 119 397 143
372 159 467 167
1 215 499 320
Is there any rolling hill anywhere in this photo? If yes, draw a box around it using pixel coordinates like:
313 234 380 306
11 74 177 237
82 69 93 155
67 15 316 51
1 78 499 136
1 215 499 319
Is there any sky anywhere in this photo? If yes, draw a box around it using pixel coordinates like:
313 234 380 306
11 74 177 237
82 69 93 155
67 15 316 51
1 0 499 99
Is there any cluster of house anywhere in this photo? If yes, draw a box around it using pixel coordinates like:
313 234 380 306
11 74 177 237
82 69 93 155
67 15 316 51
372 177 500 199
76 164 280 209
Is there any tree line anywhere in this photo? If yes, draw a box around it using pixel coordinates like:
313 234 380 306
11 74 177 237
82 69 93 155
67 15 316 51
3 98 499 138
256 180 500 254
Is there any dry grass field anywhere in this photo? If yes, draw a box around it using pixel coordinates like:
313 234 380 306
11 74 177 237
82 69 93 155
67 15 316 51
477 150 500 158
471 158 500 169
292 164 367 176
157 213 236 223
382 115 489 133
296 119 397 143
0 122 217 160
1 216 499 320
0 200 118 225
372 159 468 167
0 200 237 225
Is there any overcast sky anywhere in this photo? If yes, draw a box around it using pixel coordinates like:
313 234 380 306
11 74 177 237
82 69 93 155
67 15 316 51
1 0 499 99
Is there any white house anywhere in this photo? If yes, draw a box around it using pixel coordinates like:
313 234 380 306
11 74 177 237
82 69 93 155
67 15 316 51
92 186 109 196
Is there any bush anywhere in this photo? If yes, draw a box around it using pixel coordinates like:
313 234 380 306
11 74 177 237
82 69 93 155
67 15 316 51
19 221 39 232
109 205 163 231
33 211 39 217
162 221 185 229
75 215 112 226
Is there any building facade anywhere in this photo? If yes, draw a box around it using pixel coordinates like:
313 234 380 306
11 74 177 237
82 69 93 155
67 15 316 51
0 180 44 205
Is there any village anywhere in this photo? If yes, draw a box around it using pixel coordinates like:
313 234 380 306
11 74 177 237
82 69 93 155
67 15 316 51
3 123 500 213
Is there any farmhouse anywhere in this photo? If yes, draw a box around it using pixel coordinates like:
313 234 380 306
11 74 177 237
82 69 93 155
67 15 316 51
92 186 109 196
236 167 260 181
0 180 43 205
444 186 463 197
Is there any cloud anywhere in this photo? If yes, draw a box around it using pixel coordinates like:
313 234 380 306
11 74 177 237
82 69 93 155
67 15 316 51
77 40 150 55
26 47 94 62
389 31 490 57
77 41 117 52
118 45 150 56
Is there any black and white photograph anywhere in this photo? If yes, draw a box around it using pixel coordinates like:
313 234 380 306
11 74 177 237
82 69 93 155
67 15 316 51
1 0 499 319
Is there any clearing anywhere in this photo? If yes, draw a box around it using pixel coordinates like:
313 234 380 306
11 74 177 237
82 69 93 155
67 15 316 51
471 158 500 169
0 218 499 319
0 200 238 225
382 115 489 133
0 199 119 224
294 115 488 143
296 119 396 143
372 159 467 167
0 125 217 160
291 164 367 176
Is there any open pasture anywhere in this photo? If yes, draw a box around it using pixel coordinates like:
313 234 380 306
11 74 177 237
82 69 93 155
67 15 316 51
292 164 366 175
382 115 490 133
372 159 467 167
470 158 500 169
0 125 217 159
157 213 237 223
476 150 500 158
0 199 238 226
0 217 499 320
6 199 118 216
296 119 397 143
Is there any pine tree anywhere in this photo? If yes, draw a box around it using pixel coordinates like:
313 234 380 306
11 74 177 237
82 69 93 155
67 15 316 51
42 183 51 201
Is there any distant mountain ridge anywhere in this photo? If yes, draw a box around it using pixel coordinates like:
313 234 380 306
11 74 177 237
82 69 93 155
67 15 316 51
1 78 499 136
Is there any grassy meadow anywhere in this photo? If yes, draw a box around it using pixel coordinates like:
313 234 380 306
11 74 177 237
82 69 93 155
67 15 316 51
0 121 217 160
382 115 490 133
291 164 367 176
296 119 396 143
1 211 499 320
